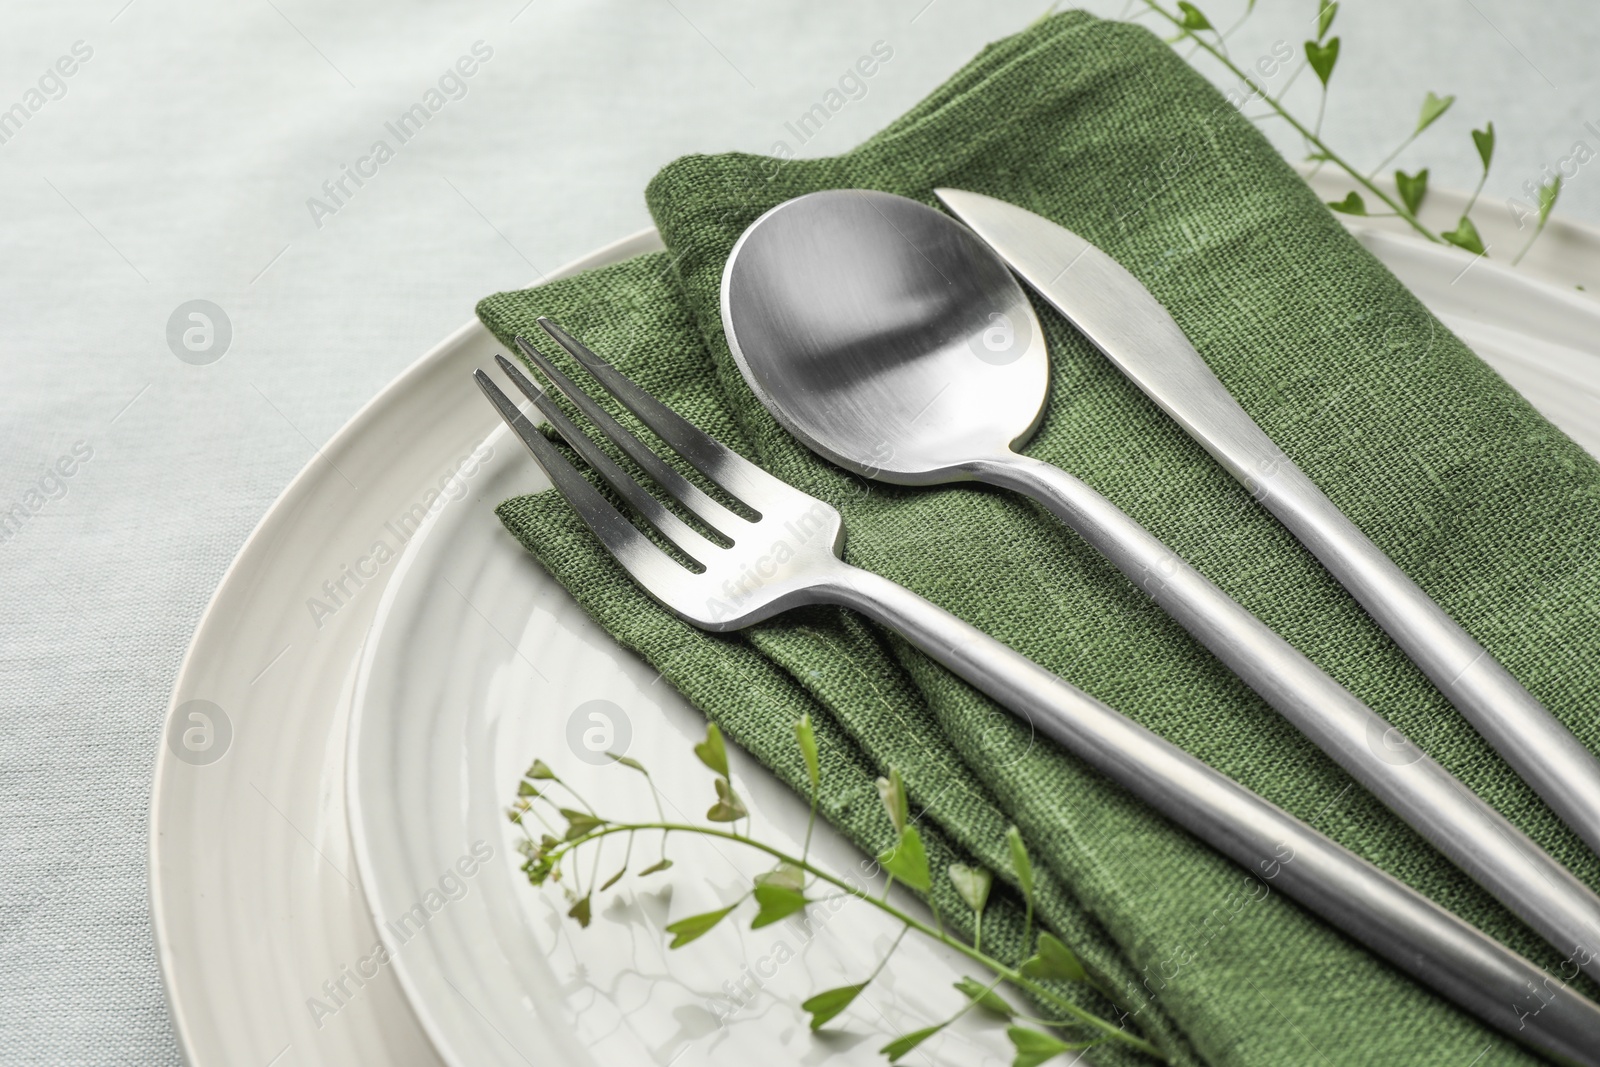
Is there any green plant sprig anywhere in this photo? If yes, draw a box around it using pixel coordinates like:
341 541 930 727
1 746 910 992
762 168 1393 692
509 724 1165 1066
1135 0 1560 261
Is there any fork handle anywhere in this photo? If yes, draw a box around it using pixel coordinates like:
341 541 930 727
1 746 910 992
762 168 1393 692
821 564 1600 1065
972 452 1600 979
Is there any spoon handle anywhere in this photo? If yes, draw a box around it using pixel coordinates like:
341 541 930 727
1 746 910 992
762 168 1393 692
821 563 1600 1066
973 452 1600 979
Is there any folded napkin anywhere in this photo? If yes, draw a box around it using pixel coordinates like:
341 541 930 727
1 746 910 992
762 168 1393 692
477 12 1600 1065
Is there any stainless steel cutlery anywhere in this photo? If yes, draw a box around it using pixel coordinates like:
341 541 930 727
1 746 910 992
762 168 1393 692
718 188 1600 980
474 319 1600 1064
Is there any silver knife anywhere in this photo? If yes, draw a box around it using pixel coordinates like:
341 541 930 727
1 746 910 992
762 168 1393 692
935 186 1600 860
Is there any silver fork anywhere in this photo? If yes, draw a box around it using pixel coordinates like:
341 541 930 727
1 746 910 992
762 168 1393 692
473 318 1600 1065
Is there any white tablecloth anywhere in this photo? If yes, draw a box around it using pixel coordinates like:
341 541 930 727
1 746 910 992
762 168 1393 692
1 0 1592 1061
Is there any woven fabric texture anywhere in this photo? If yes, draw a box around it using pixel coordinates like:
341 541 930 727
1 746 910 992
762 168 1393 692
477 12 1600 1065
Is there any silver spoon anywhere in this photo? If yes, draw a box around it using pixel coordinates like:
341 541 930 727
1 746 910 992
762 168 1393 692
720 188 1600 978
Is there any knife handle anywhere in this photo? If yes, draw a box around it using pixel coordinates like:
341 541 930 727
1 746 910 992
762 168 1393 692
974 452 1600 975
1153 355 1600 865
1005 218 1600 863
821 562 1600 1067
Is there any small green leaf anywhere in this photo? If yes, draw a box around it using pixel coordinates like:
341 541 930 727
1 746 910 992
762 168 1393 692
600 867 626 891
1007 1026 1080 1067
1513 177 1562 263
795 714 820 790
1415 91 1455 135
706 776 748 822
609 753 646 773
881 1024 945 1063
752 863 808 927
876 769 909 835
1326 191 1367 216
694 723 729 778
948 864 993 916
638 857 674 877
1005 827 1035 904
1441 215 1485 256
516 780 540 797
523 859 553 885
751 883 808 928
567 894 592 928
560 809 604 840
1394 168 1429 215
1539 175 1563 222
1020 932 1089 984
1472 122 1495 172
877 826 932 892
1176 1 1211 31
955 977 1013 1019
665 904 736 948
526 759 556 780
1304 150 1334 163
1305 37 1339 87
1316 0 1337 40
802 983 865 1030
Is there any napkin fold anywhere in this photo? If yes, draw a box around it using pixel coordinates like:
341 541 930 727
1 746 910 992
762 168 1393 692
477 12 1600 1065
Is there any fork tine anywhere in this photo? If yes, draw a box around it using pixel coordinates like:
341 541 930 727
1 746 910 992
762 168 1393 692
534 318 779 507
492 355 722 565
509 339 750 537
472 370 684 586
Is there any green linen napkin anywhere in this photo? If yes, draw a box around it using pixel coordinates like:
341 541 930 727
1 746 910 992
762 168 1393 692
477 12 1600 1065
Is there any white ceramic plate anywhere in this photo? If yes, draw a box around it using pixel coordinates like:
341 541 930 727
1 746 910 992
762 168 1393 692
152 176 1600 1067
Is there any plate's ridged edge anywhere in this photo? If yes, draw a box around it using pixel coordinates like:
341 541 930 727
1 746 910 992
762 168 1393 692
149 229 663 1067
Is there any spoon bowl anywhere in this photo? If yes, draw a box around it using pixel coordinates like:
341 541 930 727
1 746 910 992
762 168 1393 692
721 189 1049 482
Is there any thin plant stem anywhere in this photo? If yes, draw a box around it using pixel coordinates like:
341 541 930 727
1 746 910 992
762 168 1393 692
1368 133 1420 181
585 835 603 897
637 769 673 865
1463 170 1489 217
869 925 911 984
516 799 561 839
801 785 818 874
1513 215 1551 266
554 777 599 818
542 822 1160 1059
1141 0 1441 243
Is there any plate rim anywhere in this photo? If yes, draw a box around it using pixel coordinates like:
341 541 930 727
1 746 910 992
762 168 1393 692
148 227 664 1066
